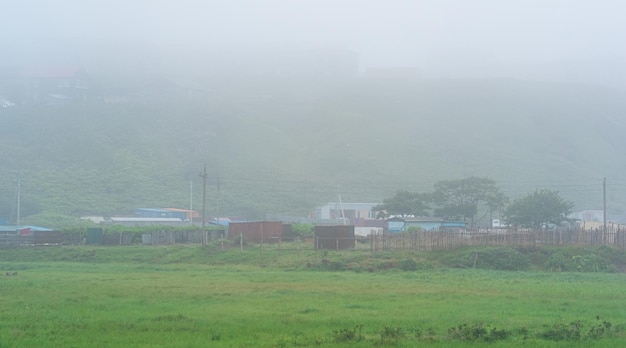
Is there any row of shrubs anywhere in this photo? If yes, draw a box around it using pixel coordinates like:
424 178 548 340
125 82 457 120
314 245 626 273
276 317 620 346
334 318 618 343
444 245 624 272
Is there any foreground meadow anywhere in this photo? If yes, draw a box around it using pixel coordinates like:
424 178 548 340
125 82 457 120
0 245 625 347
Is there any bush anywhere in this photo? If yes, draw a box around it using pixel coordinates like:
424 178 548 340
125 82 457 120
571 254 615 273
380 326 404 344
539 321 583 341
546 252 567 271
537 317 617 341
399 258 417 271
447 322 509 342
587 317 613 339
444 247 530 271
292 224 315 237
543 246 621 273
320 259 346 271
332 325 363 342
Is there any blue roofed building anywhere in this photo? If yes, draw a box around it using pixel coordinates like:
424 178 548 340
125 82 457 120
386 217 466 233
133 208 188 221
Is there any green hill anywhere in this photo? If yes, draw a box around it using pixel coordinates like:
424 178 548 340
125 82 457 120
1 75 625 226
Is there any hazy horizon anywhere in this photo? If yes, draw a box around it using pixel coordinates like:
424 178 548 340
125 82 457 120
3 1 625 88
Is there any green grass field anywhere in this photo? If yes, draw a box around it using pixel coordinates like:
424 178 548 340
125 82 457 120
1 245 625 347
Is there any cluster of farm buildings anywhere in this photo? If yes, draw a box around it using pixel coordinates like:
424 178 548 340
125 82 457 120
0 201 621 249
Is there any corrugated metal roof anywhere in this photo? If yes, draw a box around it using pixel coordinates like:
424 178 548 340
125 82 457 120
134 208 171 213
387 216 444 222
110 217 182 222
164 208 196 212
0 225 53 232
23 225 54 231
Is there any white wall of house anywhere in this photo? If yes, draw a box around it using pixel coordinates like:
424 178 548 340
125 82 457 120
317 202 380 220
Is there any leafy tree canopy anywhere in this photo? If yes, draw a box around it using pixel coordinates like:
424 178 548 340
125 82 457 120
503 189 574 229
432 176 507 226
373 190 430 218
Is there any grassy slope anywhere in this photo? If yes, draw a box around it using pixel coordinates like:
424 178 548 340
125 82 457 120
1 77 626 225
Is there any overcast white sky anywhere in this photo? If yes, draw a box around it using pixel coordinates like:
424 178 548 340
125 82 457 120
3 0 626 83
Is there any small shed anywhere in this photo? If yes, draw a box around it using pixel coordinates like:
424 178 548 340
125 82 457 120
86 227 104 245
314 225 355 249
228 221 283 243
0 225 60 245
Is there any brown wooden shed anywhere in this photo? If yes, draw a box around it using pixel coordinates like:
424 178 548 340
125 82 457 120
314 225 355 249
228 221 283 243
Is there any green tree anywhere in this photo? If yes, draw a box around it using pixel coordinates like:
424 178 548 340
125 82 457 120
432 177 507 227
373 190 430 218
503 189 574 229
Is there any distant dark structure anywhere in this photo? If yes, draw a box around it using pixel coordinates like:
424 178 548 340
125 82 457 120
314 225 355 250
228 221 284 243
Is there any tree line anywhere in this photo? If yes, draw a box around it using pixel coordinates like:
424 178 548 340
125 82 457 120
373 177 574 229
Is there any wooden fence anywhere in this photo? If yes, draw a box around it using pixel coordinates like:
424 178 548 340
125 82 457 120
2 228 625 251
369 228 626 251
0 232 62 247
242 227 626 252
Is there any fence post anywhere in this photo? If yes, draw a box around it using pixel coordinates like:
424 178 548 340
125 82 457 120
383 230 386 251
315 236 318 264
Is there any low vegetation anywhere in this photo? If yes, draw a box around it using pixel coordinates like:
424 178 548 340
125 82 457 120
0 245 625 346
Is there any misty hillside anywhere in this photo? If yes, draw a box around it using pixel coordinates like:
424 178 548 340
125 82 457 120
2 75 626 225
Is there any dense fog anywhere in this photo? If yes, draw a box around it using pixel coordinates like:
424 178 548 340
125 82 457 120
2 1 626 223
3 0 626 87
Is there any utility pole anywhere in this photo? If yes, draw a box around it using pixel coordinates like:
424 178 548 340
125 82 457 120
216 176 220 227
200 165 208 246
189 180 193 225
217 176 224 247
16 178 21 227
603 177 607 234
